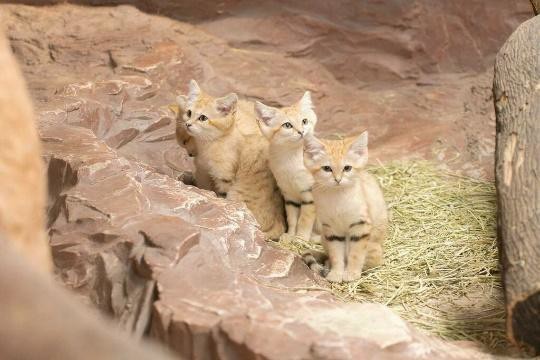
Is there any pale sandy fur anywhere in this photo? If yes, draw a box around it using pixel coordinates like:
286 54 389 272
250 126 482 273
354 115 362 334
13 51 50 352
177 81 285 239
304 133 388 282
194 99 260 194
227 135 286 240
255 92 318 242
0 31 52 273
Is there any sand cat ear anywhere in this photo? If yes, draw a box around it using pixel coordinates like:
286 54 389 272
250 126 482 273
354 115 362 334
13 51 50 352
215 93 238 115
299 91 313 112
254 101 279 127
176 95 188 110
187 80 201 103
347 131 368 167
303 135 326 164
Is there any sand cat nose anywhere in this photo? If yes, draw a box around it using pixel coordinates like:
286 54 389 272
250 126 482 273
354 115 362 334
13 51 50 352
297 130 303 137
334 176 342 184
186 123 192 128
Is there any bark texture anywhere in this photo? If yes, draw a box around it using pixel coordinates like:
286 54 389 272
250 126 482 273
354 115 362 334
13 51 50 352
494 15 540 354
531 0 540 15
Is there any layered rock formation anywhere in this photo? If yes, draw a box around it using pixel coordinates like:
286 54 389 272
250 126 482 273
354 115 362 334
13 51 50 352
1 1 531 358
0 20 175 360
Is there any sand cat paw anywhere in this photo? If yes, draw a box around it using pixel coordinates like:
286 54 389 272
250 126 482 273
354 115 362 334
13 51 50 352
342 270 362 282
325 270 343 283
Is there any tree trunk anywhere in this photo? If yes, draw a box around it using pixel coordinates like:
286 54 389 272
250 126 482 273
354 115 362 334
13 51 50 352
494 16 540 354
531 0 540 16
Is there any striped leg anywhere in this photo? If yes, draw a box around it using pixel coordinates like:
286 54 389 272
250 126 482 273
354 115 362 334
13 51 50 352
296 202 316 241
284 200 300 235
323 233 346 283
343 220 371 282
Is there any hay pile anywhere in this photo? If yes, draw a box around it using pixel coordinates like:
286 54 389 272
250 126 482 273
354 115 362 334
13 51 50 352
279 162 505 351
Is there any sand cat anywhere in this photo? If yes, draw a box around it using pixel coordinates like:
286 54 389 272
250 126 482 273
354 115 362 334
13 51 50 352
0 31 52 273
176 80 260 193
177 80 285 240
302 132 387 282
176 80 241 193
255 92 318 242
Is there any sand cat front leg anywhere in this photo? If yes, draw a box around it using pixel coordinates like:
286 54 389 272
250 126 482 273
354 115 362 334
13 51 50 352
343 220 372 282
296 192 316 241
208 160 237 198
285 199 300 234
323 231 346 283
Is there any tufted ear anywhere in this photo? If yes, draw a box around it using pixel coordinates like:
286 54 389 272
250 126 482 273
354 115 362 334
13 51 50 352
187 79 201 103
254 101 279 127
299 91 313 113
303 134 326 167
347 131 368 167
215 93 238 115
176 95 188 111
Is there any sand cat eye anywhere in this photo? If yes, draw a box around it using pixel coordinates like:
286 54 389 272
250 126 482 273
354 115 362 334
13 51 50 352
343 165 352 172
302 118 308 125
198 114 208 121
282 122 293 129
321 166 332 172
186 110 192 118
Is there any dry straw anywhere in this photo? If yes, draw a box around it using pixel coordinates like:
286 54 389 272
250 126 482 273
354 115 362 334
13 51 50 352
278 161 505 351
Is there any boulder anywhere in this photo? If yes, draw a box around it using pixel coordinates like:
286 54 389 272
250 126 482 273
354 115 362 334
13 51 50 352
40 75 494 360
1 2 530 359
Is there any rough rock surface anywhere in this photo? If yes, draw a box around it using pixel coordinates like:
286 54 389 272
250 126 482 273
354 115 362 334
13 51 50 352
6 0 531 179
1 2 531 359
0 237 178 360
0 25 175 360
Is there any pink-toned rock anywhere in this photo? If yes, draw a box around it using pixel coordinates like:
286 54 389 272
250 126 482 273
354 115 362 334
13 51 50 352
0 237 178 360
1 2 529 359
4 1 530 179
